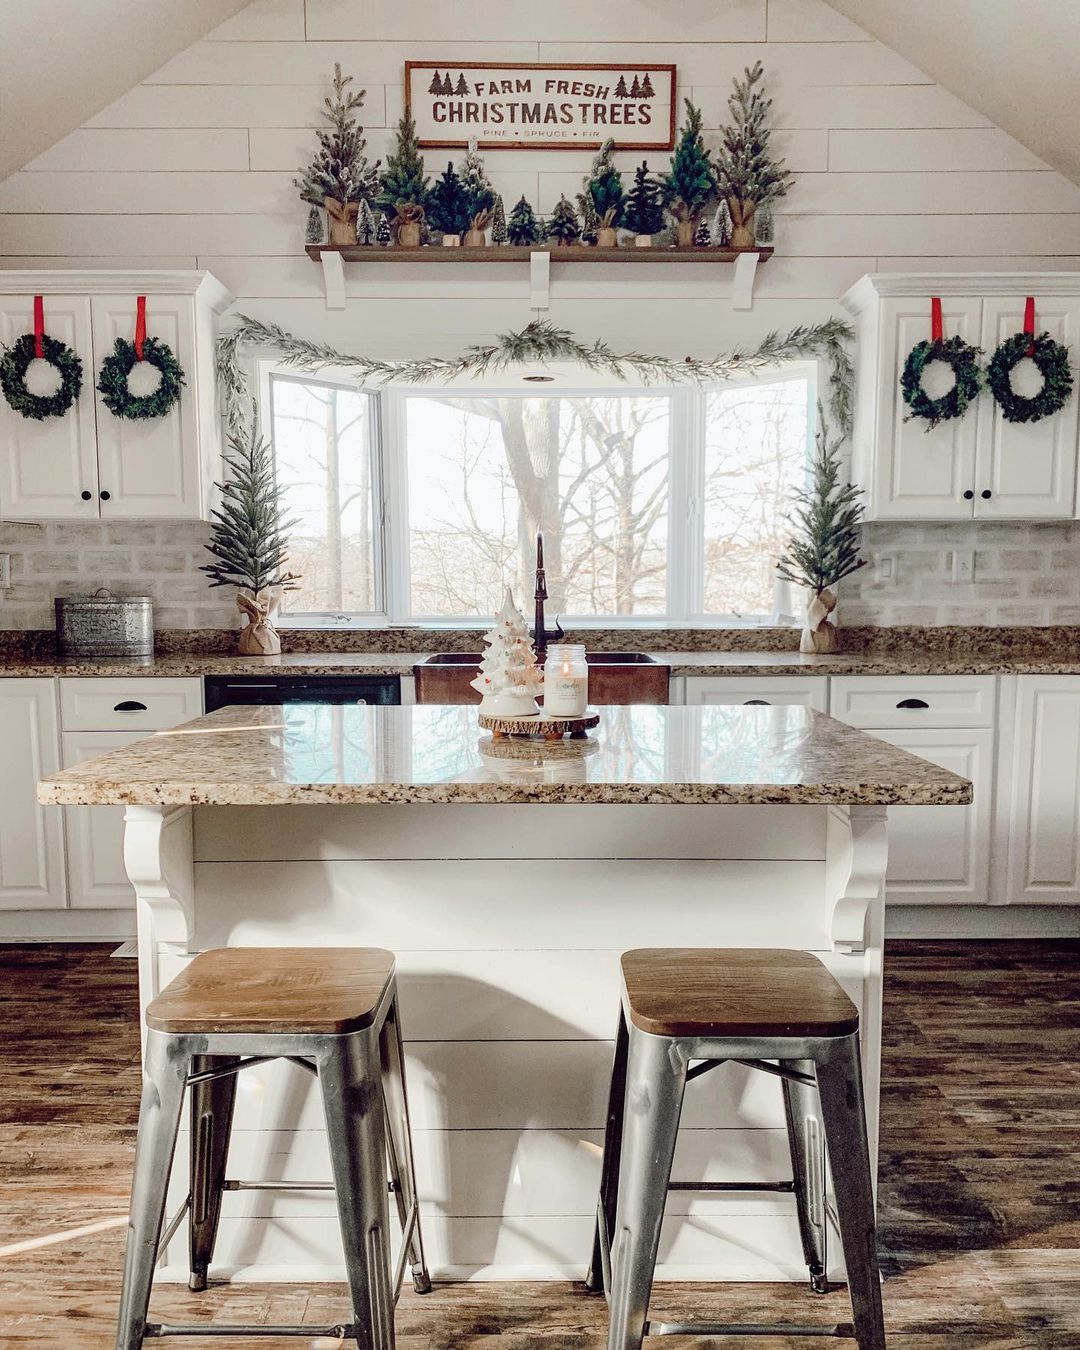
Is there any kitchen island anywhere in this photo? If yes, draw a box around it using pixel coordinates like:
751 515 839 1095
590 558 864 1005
40 703 969 1286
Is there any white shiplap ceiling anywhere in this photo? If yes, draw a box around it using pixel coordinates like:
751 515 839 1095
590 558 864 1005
0 0 250 182
823 0 1080 185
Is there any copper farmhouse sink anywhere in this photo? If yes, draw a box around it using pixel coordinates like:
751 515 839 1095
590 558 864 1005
414 651 670 705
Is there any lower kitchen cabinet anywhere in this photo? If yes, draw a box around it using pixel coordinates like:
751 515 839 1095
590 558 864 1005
61 731 144 908
681 676 829 711
1000 675 1080 905
0 679 66 910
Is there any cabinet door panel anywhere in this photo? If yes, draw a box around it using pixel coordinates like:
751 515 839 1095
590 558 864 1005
975 298 1080 519
62 730 143 908
868 728 993 905
91 295 201 518
1005 676 1080 904
0 296 98 518
0 679 66 910
682 677 828 711
875 298 981 519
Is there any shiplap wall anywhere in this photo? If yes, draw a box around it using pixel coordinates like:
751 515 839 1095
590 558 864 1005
2 0 1080 629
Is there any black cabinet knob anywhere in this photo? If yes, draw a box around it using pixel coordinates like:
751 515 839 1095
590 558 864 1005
981 489 992 499
743 699 770 705
962 489 974 500
99 490 111 501
80 490 92 501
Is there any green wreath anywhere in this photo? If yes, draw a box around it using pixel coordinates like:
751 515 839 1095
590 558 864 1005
97 336 184 420
0 332 83 421
987 330 1073 424
901 336 984 431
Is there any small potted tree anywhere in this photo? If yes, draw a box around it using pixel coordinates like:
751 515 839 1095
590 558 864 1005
377 111 430 247
579 138 625 248
624 161 664 246
201 418 299 657
490 194 508 245
507 195 543 246
713 62 792 249
662 100 717 246
294 64 379 245
776 412 866 654
547 196 581 247
428 161 470 245
459 138 495 246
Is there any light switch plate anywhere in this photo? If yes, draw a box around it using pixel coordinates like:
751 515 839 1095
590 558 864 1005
873 552 897 586
949 549 975 583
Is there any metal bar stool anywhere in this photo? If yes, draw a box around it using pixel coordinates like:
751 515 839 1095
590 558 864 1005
115 947 431 1349
585 948 885 1350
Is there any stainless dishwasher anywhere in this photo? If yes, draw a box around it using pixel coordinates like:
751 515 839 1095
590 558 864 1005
203 674 401 711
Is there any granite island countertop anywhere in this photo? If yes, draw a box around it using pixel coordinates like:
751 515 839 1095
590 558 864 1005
38 703 972 808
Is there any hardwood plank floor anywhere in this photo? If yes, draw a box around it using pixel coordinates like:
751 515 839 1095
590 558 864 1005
1 940 1078 1347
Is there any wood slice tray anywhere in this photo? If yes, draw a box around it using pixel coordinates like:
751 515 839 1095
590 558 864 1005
478 710 600 740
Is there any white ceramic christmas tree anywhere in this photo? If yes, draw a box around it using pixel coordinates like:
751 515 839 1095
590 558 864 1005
471 587 544 717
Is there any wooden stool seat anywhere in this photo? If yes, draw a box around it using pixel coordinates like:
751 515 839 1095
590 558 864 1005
620 948 859 1039
145 947 396 1035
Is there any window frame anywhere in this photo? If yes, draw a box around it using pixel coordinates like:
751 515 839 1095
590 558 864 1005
260 358 819 630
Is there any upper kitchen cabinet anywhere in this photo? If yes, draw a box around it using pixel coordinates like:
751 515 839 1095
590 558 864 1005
0 271 232 521
841 274 1080 521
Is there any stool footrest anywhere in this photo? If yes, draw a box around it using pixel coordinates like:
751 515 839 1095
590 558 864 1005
146 1323 354 1338
648 1321 852 1339
667 1179 796 1193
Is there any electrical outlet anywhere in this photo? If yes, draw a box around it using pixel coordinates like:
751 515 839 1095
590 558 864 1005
0 555 10 590
873 552 898 586
949 549 975 583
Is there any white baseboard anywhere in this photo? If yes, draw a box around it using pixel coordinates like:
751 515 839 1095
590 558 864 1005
886 904 1080 939
0 909 136 942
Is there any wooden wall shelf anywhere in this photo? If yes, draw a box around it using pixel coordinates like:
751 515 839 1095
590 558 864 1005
305 243 772 311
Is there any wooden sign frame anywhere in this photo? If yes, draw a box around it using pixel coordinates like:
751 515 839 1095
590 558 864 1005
404 61 677 152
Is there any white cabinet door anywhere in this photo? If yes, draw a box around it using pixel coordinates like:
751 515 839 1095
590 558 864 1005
1002 675 1080 905
874 297 982 520
0 679 66 910
61 730 143 909
91 294 202 518
682 676 828 711
868 727 994 905
975 297 1080 519
0 296 99 518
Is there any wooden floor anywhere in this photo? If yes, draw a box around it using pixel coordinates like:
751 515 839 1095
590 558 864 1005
2 940 1078 1348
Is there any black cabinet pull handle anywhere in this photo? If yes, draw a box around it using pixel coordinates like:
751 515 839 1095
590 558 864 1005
80 490 92 501
99 490 111 501
896 697 930 710
743 698 770 705
113 700 147 712
962 489 974 500
981 489 992 499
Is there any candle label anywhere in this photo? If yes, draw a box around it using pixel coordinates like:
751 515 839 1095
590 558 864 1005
544 674 588 716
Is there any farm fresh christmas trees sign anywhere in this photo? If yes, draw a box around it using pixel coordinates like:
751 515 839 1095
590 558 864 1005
405 62 676 151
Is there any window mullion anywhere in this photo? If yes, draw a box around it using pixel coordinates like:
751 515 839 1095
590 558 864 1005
380 388 411 624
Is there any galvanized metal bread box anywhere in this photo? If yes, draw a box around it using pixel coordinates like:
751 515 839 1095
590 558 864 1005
55 590 154 658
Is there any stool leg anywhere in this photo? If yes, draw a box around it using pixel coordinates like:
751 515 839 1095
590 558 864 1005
319 1033 396 1350
188 1054 239 1292
380 994 432 1294
781 1059 829 1294
586 1005 630 1294
115 1032 189 1350
815 1034 885 1350
606 1026 686 1350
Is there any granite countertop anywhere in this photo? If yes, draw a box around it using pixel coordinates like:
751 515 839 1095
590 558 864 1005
6 648 1080 678
37 703 972 808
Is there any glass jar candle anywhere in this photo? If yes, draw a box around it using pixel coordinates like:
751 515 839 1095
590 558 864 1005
543 644 589 717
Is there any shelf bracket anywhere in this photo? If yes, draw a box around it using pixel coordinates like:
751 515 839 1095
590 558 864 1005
731 250 761 311
320 248 346 310
529 250 551 312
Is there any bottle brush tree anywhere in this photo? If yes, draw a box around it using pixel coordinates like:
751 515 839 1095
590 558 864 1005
428 161 471 239
624 161 664 240
376 111 430 238
356 197 376 245
713 61 792 249
507 195 542 246
579 138 625 244
294 64 379 245
490 194 508 244
775 410 865 654
458 138 495 220
579 195 600 245
754 202 774 244
547 195 581 246
304 204 324 244
662 99 717 245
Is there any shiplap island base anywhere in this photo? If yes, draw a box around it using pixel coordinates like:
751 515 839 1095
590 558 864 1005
39 704 970 1286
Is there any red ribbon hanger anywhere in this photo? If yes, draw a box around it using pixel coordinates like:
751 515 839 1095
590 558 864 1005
1024 296 1036 356
930 296 943 342
33 295 44 359
134 295 147 361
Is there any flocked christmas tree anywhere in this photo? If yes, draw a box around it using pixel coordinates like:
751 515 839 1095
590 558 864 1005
694 218 711 246
712 198 733 247
490 194 508 244
662 100 717 245
547 195 581 246
579 138 626 237
428 161 471 239
376 112 430 219
507 195 543 246
357 197 376 245
376 212 392 245
713 62 792 249
754 202 774 245
201 411 299 656
294 64 379 244
624 161 664 239
305 205 324 244
459 138 495 220
579 195 600 245
470 588 544 717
